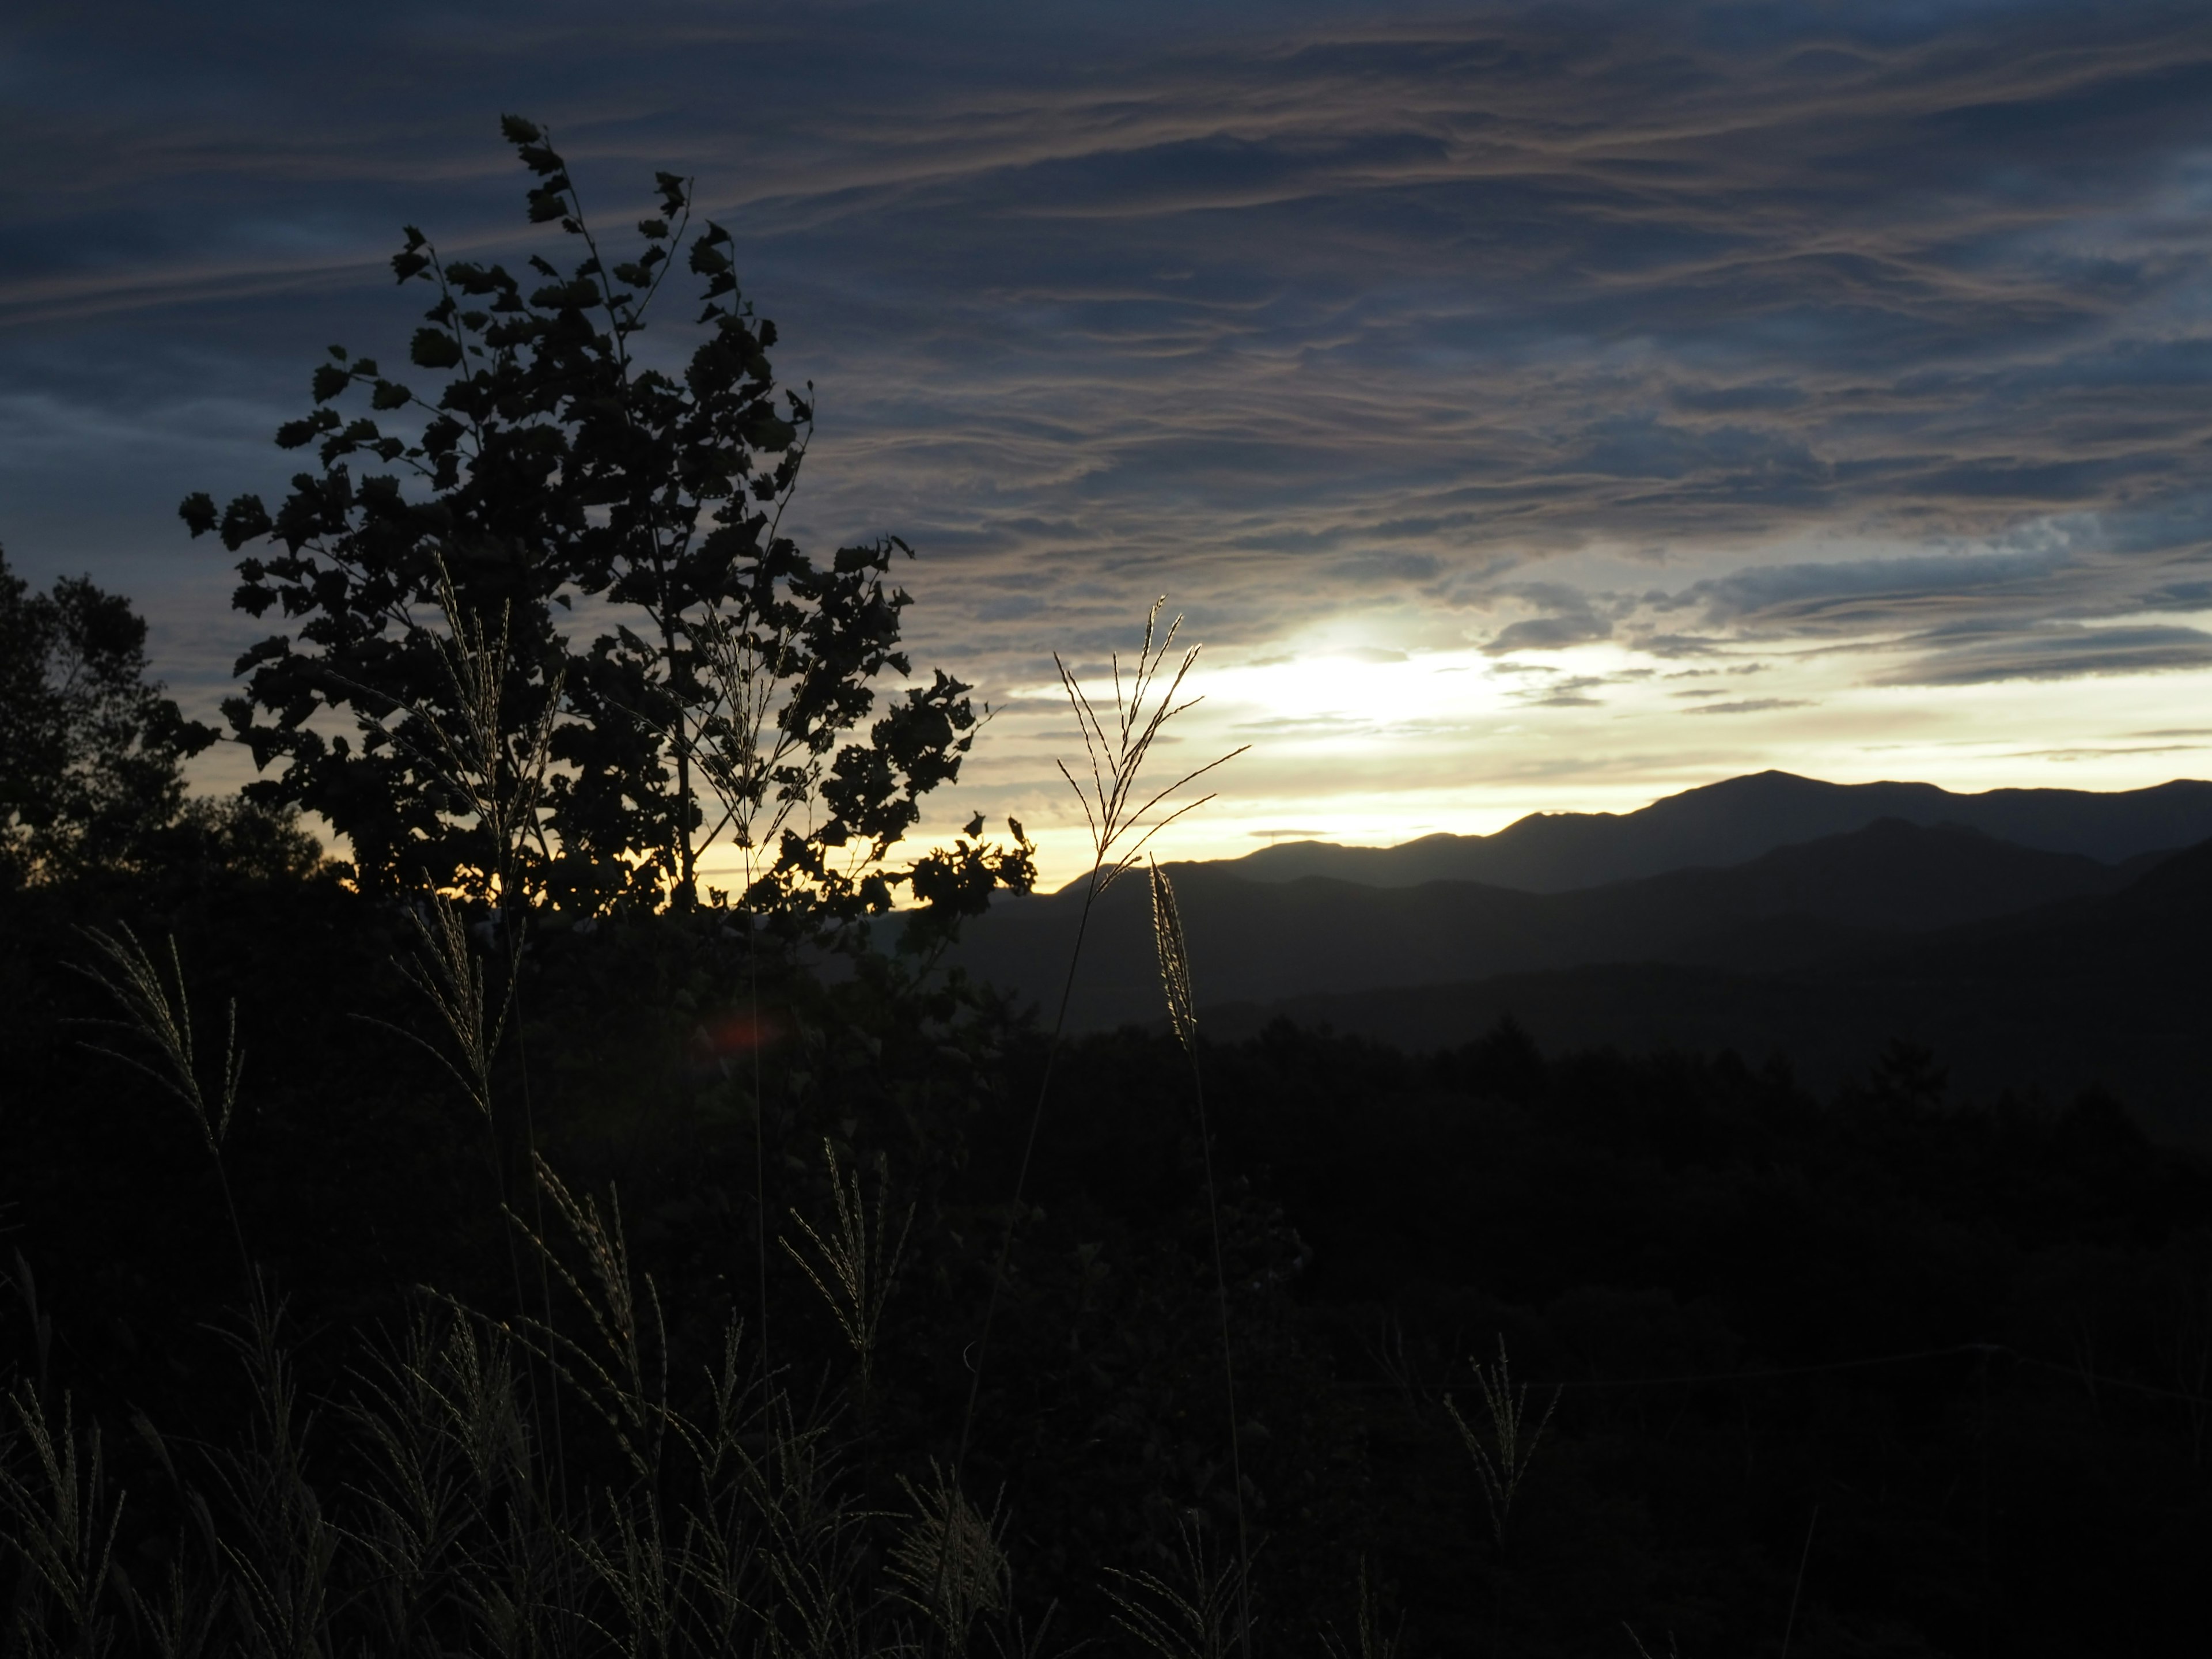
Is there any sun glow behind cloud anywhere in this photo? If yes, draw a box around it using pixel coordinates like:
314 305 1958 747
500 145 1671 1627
927 627 2212 892
167 573 2212 897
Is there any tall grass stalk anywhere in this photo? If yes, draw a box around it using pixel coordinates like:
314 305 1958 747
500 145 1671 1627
782 1142 914 1407
1150 859 1252 1654
72 925 251 1287
1317 1560 1400 1659
0 1384 127 1658
1443 1338 1558 1555
5 1141 1027 1658
31 903 1066 1659
686 601 816 1381
373 863 563 1505
889 1461 1011 1657
1779 1503 1819 1659
1101 1512 1252 1659
944 599 1244 1598
1445 1337 1558 1657
204 1296 340 1659
358 561 570 1493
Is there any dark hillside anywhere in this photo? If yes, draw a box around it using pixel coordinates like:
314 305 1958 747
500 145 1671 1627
951 817 2151 1030
1212 836 2212 1145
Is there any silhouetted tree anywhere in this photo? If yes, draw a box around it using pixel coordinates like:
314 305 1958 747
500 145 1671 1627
184 118 1025 919
0 544 214 885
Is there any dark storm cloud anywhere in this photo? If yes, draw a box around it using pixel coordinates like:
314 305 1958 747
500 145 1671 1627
5 0 2212 714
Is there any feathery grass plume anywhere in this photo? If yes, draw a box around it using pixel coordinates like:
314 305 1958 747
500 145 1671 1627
1149 859 1252 1650
205 1295 340 1659
1317 1559 1401 1659
1443 1336 1559 1552
780 1142 913 1402
72 925 251 1278
890 1461 1010 1656
579 1498 682 1659
0 1385 128 1659
377 888 568 1509
1150 859 1196 1053
712 1386 876 1659
512 1153 886 1659
654 1331 782 1657
1101 1513 1253 1659
423 557 563 908
73 924 243 1158
500 1164 707 1652
342 1313 539 1657
947 599 1245 1584
512 1155 669 1479
388 897 509 1126
121 1505 226 1659
1056 597 1247 894
366 565 553 1141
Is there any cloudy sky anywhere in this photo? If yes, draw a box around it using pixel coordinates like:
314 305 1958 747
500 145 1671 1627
8 0 2212 884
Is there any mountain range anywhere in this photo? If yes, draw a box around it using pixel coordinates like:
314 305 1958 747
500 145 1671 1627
942 770 2212 1141
1224 768 2212 889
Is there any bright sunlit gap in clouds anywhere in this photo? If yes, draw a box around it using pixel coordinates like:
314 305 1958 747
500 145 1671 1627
174 594 2212 899
925 628 2212 894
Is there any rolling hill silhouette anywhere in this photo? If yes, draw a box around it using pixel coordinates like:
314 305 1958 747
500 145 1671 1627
949 816 2166 1031
1228 770 2212 891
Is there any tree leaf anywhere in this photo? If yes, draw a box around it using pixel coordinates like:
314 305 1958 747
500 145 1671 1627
410 329 464 370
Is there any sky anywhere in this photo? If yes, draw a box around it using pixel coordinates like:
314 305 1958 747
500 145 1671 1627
7 0 2212 888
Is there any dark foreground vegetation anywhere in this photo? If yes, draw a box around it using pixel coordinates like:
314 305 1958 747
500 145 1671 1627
6 836 2212 1657
6 118 2210 1657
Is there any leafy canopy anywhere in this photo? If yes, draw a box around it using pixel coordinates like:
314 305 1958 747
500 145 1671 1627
183 117 1029 922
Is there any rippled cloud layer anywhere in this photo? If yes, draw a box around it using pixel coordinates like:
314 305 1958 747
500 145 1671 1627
6 1 2212 876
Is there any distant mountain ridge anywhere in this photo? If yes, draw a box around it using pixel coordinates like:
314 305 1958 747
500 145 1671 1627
949 815 2165 1033
943 767 2212 1143
1219 770 2212 892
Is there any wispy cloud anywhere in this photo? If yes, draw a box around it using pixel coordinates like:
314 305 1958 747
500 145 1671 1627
1683 698 1815 715
6 0 2212 843
1877 622 2212 685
